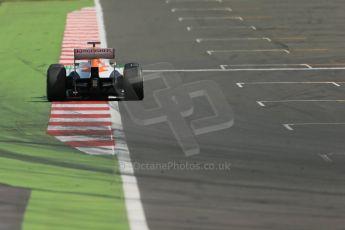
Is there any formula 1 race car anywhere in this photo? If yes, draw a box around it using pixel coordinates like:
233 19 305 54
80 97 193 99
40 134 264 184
46 42 144 101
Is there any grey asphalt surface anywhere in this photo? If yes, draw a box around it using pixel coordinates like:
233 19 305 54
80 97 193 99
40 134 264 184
0 184 30 230
101 0 345 229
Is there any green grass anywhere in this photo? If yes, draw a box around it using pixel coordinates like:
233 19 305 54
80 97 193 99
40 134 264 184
0 1 129 229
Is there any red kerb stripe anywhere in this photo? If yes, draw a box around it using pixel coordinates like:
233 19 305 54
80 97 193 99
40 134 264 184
47 130 112 136
50 114 111 118
49 122 112 126
66 140 115 147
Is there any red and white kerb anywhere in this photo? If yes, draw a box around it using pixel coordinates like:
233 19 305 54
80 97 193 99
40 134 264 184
47 7 115 155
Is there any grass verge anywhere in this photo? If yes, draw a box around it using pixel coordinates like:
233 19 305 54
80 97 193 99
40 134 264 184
0 1 129 229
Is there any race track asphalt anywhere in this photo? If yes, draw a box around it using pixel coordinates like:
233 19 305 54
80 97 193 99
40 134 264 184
0 184 30 230
101 0 345 229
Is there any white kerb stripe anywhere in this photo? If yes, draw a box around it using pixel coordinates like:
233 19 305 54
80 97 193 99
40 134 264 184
76 147 115 155
56 136 112 142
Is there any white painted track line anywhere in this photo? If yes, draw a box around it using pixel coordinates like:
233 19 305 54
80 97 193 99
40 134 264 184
220 65 226 70
167 0 222 3
208 49 328 55
143 67 345 72
196 37 271 43
283 123 345 131
283 124 294 131
236 81 341 88
222 64 311 69
95 1 149 230
257 99 345 107
319 153 333 163
187 25 256 31
172 8 232 12
242 16 272 20
178 16 243 21
207 49 290 55
257 101 266 107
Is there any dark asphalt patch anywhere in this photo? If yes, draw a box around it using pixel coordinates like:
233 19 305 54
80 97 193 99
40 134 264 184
0 184 31 230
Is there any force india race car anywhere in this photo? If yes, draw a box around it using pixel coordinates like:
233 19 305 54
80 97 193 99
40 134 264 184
46 42 144 101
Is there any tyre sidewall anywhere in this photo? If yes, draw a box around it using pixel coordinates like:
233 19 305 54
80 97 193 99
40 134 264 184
47 64 66 101
123 63 144 100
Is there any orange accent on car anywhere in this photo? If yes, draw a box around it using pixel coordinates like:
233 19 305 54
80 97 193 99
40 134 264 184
81 59 109 73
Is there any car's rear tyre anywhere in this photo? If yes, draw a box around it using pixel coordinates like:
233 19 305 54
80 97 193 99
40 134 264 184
123 63 144 100
47 64 66 101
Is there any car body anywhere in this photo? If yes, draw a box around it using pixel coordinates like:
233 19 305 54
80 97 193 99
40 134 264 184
46 42 144 101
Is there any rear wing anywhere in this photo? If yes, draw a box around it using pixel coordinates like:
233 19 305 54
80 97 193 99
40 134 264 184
74 48 115 60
